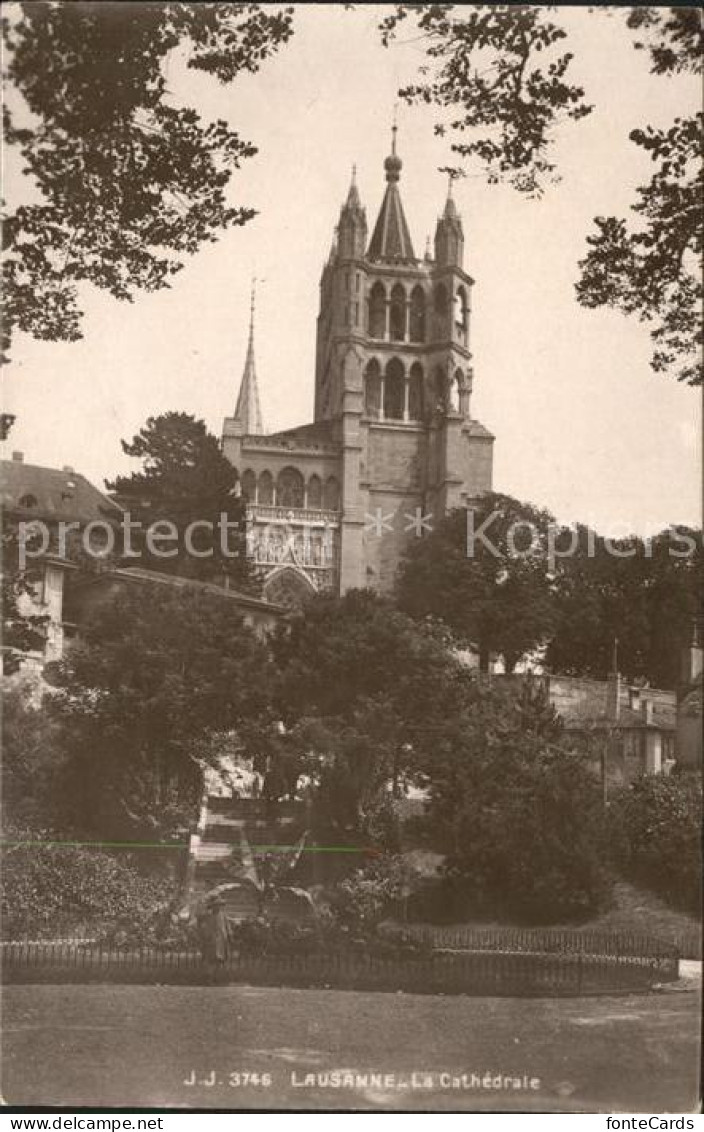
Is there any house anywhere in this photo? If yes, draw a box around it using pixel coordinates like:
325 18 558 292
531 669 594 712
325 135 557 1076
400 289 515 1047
62 565 286 639
1 452 287 673
543 672 677 788
1 451 123 669
677 623 703 770
493 670 677 788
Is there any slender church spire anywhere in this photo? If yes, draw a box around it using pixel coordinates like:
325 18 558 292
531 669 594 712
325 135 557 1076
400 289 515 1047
338 164 367 259
367 121 416 263
434 173 464 268
233 280 264 435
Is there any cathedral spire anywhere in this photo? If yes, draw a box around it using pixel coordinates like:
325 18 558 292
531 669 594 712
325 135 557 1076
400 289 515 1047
434 175 464 268
346 163 360 208
443 173 458 218
338 165 367 259
233 280 263 435
367 122 416 263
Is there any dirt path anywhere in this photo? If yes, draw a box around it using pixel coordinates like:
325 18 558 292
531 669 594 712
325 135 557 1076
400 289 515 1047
3 984 700 1111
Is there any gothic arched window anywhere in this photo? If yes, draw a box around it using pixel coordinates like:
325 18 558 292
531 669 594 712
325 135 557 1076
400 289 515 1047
307 474 322 509
364 358 382 419
433 283 448 339
384 358 405 421
258 471 274 505
450 368 463 412
389 283 406 342
368 282 386 339
454 286 468 344
433 366 447 413
408 362 424 420
323 476 340 510
409 286 426 343
277 467 305 509
241 469 257 503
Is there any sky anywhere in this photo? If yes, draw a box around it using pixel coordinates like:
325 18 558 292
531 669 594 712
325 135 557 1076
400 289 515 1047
3 4 701 535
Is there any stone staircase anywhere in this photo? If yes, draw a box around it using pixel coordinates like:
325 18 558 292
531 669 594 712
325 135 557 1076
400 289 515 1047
183 794 308 911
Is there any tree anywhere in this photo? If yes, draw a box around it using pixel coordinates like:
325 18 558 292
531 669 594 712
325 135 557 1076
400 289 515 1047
1 515 49 673
609 773 701 914
576 113 702 386
379 5 702 384
421 677 612 922
546 526 702 686
2 683 68 828
2 2 294 359
269 589 472 833
396 495 557 672
45 581 273 839
379 5 592 196
107 411 258 590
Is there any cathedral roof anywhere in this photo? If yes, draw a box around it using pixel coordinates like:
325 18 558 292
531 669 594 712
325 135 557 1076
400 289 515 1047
233 285 264 436
367 128 416 264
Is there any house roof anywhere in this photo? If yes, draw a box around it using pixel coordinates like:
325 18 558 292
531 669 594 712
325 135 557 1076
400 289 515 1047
271 420 337 445
69 565 287 616
548 675 677 732
1 458 122 526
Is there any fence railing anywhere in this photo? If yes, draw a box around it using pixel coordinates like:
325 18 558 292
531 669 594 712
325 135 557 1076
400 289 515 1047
380 923 683 961
1 938 679 995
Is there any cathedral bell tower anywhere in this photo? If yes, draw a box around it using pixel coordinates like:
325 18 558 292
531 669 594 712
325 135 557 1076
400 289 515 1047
312 129 494 593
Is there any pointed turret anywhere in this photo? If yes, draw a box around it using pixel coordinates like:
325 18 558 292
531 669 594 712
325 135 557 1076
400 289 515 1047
338 165 367 259
367 126 416 263
233 282 263 435
434 176 464 269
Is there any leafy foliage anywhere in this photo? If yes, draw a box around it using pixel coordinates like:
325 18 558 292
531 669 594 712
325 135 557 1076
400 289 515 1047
545 526 703 685
2 2 294 357
107 411 257 590
45 582 272 838
609 774 702 914
270 589 471 830
380 5 702 385
1 516 49 672
1 830 175 941
379 5 592 195
421 678 612 922
328 854 421 928
1 685 69 828
577 114 702 386
396 496 557 671
625 7 703 75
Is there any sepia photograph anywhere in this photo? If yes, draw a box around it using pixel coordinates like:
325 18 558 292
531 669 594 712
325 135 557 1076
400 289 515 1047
1 1 702 1118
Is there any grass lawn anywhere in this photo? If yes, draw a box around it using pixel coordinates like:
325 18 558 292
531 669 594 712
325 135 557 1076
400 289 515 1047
396 877 701 958
3 982 700 1111
559 882 701 955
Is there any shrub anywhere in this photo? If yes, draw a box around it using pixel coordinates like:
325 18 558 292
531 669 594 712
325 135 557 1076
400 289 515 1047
432 746 614 924
1 829 176 941
609 773 702 914
326 853 422 928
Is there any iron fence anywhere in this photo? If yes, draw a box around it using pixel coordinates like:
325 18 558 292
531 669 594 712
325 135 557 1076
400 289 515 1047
380 923 683 961
1 937 678 995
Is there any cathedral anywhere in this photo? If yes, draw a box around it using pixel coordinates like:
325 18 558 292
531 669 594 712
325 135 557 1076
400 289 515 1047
222 129 494 606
